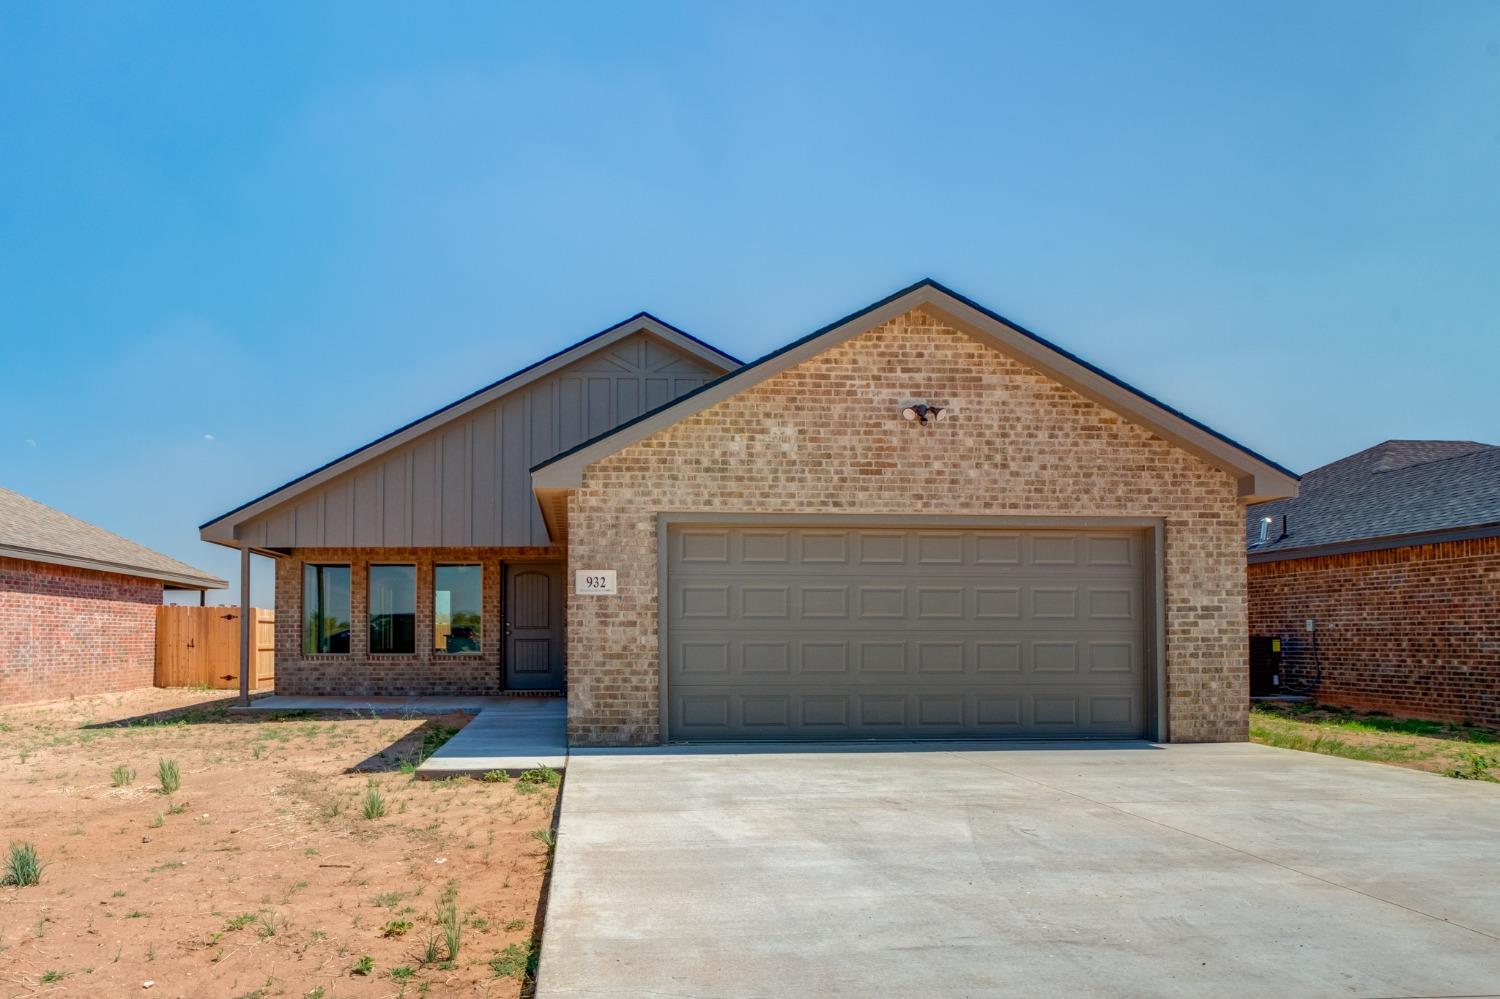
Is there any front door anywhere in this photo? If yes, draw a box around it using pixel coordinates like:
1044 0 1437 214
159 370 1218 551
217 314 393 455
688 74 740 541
503 562 566 691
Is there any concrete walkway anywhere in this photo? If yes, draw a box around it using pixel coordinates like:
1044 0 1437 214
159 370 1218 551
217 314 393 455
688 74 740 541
540 742 1500 999
417 698 567 777
235 694 568 775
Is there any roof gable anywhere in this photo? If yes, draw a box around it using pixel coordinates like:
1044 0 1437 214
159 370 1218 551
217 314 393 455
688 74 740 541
533 280 1300 515
201 314 739 546
1 486 225 589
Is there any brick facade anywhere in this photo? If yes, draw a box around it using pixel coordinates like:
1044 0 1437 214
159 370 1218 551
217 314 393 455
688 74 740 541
0 555 162 706
565 308 1250 746
272 546 562 696
1248 537 1500 727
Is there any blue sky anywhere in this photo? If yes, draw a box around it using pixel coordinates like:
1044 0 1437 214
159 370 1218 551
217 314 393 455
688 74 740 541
3 2 1497 605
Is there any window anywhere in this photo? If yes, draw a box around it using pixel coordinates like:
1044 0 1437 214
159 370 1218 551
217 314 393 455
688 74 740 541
303 564 351 654
434 565 482 653
368 564 416 654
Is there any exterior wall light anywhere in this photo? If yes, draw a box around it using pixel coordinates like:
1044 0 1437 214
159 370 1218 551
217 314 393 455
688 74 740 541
901 402 947 424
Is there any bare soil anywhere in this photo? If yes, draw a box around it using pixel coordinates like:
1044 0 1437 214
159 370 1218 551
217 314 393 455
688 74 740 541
0 688 557 997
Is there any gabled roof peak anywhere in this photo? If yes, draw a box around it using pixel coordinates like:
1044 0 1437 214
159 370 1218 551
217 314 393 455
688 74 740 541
532 279 1299 542
199 311 739 541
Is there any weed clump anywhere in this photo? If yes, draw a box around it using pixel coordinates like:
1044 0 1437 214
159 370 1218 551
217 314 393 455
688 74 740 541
157 758 180 795
1446 750 1497 781
362 780 387 820
2 842 44 887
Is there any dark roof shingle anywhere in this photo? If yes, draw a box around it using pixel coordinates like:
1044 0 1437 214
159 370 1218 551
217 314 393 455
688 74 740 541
0 486 225 589
1246 440 1500 558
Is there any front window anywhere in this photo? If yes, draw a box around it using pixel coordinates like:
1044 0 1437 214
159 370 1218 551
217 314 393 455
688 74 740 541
434 564 483 653
368 564 416 654
303 564 351 654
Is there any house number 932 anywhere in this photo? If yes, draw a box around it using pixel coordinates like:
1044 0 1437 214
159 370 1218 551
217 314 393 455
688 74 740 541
575 570 617 595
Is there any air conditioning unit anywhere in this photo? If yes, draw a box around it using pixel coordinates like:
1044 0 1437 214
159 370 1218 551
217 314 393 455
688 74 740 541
1249 636 1282 696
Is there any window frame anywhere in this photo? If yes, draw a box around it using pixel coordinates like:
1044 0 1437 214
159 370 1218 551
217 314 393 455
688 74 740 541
367 563 418 656
433 563 484 656
302 563 352 656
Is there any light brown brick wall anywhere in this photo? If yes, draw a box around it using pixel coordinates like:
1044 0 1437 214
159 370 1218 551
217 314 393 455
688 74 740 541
272 546 561 696
1249 537 1500 727
566 307 1250 746
0 555 162 705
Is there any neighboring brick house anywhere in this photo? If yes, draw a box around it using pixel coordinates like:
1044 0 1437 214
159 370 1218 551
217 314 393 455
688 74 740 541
1247 440 1500 727
202 280 1298 745
0 487 225 706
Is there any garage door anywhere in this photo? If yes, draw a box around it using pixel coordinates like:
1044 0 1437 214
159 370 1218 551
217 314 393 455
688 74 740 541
665 526 1148 741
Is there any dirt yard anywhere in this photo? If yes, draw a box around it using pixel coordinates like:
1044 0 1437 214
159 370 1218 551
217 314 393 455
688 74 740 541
0 689 558 997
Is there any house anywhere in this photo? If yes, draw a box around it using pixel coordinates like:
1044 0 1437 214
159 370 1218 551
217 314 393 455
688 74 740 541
201 280 1298 745
1 487 226 706
1248 440 1500 728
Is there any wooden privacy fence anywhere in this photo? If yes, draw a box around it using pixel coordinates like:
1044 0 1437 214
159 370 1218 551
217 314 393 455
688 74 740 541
155 606 275 690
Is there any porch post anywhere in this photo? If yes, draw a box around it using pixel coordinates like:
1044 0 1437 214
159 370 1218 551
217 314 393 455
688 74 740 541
238 545 251 707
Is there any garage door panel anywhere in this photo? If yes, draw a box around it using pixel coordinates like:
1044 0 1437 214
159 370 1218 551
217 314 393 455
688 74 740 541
670 527 1143 575
857 532 908 564
799 532 850 563
676 529 732 564
667 526 1147 741
743 641 791 673
670 633 1143 683
802 695 850 727
669 578 1143 629
740 530 791 563
976 694 1024 728
741 695 790 727
1086 640 1139 674
670 688 1144 740
858 586 907 618
975 534 1022 565
741 585 791 618
859 694 907 726
799 586 849 617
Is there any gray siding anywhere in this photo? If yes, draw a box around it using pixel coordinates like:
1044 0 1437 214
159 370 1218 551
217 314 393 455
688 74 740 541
237 333 722 549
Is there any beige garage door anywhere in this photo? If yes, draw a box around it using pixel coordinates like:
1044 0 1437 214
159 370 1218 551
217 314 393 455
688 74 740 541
665 525 1148 741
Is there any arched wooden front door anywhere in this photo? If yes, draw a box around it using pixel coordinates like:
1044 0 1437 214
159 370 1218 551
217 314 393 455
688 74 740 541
503 562 566 691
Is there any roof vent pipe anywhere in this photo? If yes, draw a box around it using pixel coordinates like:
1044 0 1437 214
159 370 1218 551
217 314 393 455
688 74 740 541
1257 517 1272 545
1278 515 1289 541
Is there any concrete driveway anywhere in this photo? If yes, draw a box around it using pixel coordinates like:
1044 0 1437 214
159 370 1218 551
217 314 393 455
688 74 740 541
537 742 1500 999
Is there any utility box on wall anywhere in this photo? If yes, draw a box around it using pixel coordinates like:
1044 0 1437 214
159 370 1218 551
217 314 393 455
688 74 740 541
1249 635 1282 696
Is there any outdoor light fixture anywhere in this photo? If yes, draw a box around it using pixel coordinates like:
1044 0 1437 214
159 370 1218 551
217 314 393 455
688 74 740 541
901 402 947 424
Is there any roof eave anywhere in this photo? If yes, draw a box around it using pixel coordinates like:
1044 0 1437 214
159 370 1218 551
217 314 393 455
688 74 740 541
1248 520 1500 563
535 487 571 545
0 544 227 590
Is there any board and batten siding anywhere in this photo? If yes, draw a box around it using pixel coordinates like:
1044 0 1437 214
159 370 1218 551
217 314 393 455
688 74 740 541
235 333 723 549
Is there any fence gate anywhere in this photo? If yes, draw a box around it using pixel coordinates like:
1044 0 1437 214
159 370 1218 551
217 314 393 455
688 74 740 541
155 606 275 690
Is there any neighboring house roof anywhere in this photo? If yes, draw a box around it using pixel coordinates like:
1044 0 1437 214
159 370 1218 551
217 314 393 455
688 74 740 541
0 486 226 589
531 279 1300 540
1247 440 1500 562
198 312 740 542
